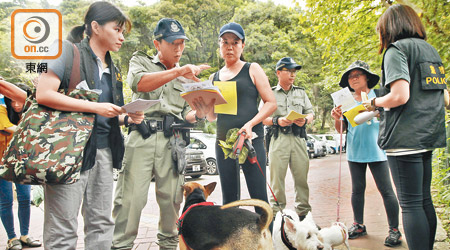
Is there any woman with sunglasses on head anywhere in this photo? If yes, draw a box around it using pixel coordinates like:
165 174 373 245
363 4 447 250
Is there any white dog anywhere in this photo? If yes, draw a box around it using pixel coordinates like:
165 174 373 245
318 222 350 250
273 210 324 250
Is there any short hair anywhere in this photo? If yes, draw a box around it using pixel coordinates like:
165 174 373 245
376 4 426 54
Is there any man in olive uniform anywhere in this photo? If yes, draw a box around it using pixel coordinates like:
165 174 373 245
111 18 210 250
263 57 314 220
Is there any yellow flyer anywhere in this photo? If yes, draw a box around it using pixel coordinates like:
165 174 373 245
213 81 237 115
285 110 307 121
343 104 366 127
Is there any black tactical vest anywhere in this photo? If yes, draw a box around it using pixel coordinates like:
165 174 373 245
378 38 446 150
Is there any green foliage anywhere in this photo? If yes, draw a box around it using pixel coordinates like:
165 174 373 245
432 148 450 234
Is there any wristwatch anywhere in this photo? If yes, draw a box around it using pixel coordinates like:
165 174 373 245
272 116 279 126
124 115 130 127
195 114 206 122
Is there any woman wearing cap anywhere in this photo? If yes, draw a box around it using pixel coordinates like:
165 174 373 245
331 60 401 247
362 5 447 250
206 22 276 216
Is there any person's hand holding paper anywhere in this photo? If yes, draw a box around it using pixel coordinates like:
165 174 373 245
278 117 293 127
127 111 144 124
192 97 216 120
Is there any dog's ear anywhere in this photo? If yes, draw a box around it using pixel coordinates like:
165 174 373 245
183 184 193 196
285 217 296 233
204 182 217 197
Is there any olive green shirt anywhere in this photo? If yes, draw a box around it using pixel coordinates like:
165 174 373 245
272 84 314 117
127 51 191 120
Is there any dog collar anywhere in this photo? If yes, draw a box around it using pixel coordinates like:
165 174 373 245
177 202 214 250
281 214 297 250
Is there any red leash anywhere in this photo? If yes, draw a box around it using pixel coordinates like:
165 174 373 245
245 139 281 208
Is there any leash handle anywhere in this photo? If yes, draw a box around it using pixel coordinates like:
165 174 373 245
232 132 246 156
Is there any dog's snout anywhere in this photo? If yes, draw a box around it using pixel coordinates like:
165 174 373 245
317 245 324 250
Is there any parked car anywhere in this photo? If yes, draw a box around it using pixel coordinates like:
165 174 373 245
188 132 218 175
316 134 346 153
306 139 315 159
307 134 327 158
184 148 207 179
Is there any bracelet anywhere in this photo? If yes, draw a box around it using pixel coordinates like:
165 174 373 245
195 114 206 122
124 115 130 127
272 116 279 126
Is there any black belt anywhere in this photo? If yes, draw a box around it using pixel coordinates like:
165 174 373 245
129 120 164 132
279 126 293 134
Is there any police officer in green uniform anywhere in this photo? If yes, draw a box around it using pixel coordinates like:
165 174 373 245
111 18 211 250
263 57 314 219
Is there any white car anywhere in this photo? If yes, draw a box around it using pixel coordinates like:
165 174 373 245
307 134 327 158
316 134 346 154
188 132 218 175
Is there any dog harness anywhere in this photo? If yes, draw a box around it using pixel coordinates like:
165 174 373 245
177 202 214 250
281 214 297 250
336 223 348 242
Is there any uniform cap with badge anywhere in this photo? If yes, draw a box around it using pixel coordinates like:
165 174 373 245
276 57 302 71
153 18 188 43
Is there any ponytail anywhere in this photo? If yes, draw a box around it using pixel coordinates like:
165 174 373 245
67 25 85 43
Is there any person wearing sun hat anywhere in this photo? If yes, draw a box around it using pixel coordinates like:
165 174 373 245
331 60 402 247
338 60 380 91
263 57 314 221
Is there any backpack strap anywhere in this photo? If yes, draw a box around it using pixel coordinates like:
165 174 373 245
61 42 81 92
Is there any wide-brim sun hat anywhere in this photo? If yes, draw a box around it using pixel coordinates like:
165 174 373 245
339 60 380 90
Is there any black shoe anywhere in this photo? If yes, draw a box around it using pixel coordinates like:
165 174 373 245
348 223 367 239
384 228 402 247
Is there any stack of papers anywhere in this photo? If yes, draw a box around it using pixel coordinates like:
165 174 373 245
180 80 227 109
122 99 160 113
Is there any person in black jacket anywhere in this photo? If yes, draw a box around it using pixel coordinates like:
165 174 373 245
363 4 447 250
36 2 143 249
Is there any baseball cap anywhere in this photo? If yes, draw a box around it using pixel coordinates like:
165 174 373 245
219 22 245 40
153 18 188 43
276 57 302 71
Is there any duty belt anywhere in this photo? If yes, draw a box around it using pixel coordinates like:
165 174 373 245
279 126 293 134
129 120 164 133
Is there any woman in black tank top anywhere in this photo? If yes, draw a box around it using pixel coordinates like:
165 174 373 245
204 22 276 218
